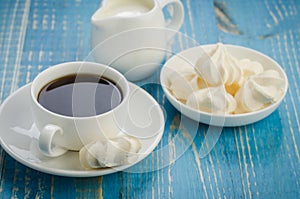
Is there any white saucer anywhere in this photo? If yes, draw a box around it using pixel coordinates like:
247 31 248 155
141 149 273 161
0 83 164 177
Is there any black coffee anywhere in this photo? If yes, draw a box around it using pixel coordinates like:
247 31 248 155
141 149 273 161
38 74 122 117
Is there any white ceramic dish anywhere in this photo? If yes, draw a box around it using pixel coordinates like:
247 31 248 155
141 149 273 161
160 44 288 126
0 83 165 177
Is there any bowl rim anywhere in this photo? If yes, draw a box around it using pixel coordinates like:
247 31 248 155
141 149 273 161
160 43 289 120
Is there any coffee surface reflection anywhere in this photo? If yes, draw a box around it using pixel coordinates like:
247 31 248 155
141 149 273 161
38 74 122 117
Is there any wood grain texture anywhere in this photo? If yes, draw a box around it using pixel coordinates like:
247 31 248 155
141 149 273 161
0 0 299 198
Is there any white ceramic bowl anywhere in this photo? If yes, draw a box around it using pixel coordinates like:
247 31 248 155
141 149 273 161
160 44 288 127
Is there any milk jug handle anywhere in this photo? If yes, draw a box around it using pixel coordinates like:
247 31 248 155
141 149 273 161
158 0 184 35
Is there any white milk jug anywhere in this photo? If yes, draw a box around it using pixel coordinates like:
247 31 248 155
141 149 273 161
91 0 184 81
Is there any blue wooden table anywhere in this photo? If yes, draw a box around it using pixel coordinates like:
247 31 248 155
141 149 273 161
0 0 300 198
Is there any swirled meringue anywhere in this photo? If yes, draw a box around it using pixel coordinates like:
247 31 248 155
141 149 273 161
195 43 242 86
79 136 141 169
239 58 264 79
234 70 284 113
225 58 264 96
168 67 206 101
186 85 237 114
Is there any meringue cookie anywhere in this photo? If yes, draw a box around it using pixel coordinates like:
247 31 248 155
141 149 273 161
239 58 264 79
195 43 242 86
168 67 206 101
234 70 284 113
186 85 237 114
79 136 141 169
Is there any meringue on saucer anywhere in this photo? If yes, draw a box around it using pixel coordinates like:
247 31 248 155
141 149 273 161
79 136 141 169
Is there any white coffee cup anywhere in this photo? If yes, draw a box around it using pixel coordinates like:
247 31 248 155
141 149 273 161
31 62 130 157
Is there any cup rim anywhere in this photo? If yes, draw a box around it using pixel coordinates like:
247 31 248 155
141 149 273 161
31 61 130 120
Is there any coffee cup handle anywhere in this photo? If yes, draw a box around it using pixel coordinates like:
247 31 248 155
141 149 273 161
159 0 184 40
38 124 68 157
